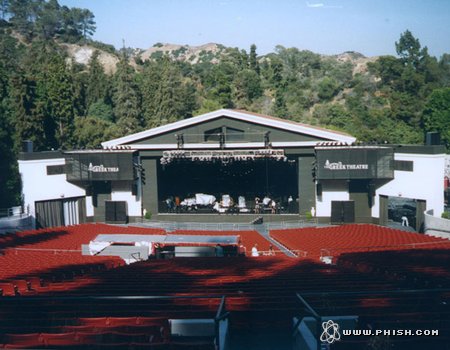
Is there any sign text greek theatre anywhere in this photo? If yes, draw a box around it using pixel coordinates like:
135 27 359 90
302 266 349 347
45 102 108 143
324 160 369 170
88 163 119 173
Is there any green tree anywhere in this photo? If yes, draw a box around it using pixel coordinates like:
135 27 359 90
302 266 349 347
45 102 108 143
44 54 75 149
113 51 141 135
313 104 353 132
85 50 109 110
234 69 262 106
73 115 115 148
203 62 234 108
0 62 21 208
439 54 450 87
318 77 339 101
249 44 260 74
8 0 37 40
272 86 288 118
35 0 61 40
423 88 450 149
10 73 47 151
87 99 113 122
59 6 95 42
395 30 422 68
368 55 404 86
141 57 196 127
79 8 95 39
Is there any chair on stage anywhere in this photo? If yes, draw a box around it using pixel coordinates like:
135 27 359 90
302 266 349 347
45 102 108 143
238 196 250 213
213 195 231 213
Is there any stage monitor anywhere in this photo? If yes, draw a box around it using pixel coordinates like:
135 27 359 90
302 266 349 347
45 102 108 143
315 147 394 180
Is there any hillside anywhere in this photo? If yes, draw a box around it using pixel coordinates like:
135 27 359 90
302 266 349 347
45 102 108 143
139 42 227 64
62 41 378 78
62 44 120 74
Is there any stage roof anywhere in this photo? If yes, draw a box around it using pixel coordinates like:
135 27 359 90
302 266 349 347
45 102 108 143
102 109 356 149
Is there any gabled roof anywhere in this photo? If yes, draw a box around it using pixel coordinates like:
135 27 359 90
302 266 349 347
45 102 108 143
101 109 356 148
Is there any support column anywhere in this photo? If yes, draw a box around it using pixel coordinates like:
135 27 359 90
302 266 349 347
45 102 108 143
141 158 159 217
298 156 316 216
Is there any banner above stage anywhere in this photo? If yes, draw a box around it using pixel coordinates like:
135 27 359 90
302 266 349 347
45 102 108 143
315 146 394 180
160 149 287 164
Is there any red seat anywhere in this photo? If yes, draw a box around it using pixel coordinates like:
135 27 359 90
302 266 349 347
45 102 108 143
41 332 77 346
3 333 43 348
0 283 17 296
77 317 109 327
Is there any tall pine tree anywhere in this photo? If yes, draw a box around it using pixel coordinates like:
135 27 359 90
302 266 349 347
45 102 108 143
86 50 109 110
44 54 75 149
113 50 141 135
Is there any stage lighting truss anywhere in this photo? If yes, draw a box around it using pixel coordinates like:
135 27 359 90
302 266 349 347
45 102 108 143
160 149 288 165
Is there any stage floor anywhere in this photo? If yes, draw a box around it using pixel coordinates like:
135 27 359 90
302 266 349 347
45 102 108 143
155 213 301 223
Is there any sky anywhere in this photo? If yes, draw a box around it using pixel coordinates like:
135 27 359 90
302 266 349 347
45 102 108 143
59 0 450 58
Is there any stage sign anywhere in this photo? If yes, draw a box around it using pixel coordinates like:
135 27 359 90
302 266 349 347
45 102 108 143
65 151 135 182
316 147 394 180
161 149 287 164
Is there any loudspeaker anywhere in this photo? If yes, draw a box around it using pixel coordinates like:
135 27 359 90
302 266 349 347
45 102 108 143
105 201 128 223
316 183 322 196
105 201 116 222
368 183 375 197
426 132 440 145
115 202 127 222
22 140 33 153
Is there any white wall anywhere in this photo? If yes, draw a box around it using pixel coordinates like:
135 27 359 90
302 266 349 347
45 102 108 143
372 153 446 218
85 196 94 217
315 180 349 217
18 158 86 222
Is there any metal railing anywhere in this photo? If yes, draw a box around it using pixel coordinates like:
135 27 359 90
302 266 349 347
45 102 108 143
215 296 230 350
294 293 323 350
136 218 320 232
0 206 25 218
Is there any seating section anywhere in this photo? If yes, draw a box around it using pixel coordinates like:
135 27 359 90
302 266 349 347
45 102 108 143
270 224 450 261
0 223 165 251
0 224 166 296
1 223 450 349
338 249 450 288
